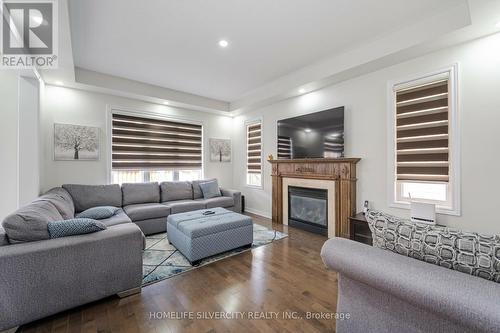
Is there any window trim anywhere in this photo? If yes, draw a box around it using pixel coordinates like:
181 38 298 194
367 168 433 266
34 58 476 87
106 105 205 184
387 64 461 216
245 117 264 189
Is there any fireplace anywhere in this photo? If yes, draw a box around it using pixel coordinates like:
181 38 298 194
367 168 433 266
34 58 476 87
288 186 328 236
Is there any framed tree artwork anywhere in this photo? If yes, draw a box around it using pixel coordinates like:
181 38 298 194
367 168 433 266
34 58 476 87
209 138 231 162
54 123 100 161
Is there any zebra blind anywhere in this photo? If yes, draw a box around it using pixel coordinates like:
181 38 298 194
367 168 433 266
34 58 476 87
395 78 449 182
277 136 292 159
247 122 262 174
112 113 202 170
324 136 344 158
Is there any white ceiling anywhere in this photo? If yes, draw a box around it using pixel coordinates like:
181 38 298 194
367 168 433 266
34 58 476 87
68 0 464 102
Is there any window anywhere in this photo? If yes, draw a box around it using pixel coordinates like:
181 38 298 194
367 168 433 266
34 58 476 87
246 121 262 187
111 112 202 184
389 66 459 215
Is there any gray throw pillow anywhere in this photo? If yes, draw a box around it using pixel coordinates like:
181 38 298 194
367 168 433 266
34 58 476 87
366 210 500 283
48 218 107 238
76 206 120 219
199 180 221 199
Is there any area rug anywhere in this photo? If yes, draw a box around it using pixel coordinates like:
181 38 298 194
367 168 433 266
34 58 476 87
142 223 288 286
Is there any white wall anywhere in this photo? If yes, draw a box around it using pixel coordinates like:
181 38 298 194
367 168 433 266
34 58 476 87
18 77 40 206
233 33 500 235
0 71 20 220
41 86 233 191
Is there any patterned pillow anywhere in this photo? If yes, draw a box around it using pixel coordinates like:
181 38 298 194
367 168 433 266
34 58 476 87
76 206 119 219
47 218 107 238
366 210 500 283
199 180 221 199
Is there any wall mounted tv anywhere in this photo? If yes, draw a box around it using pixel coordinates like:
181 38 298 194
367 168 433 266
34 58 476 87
277 106 344 159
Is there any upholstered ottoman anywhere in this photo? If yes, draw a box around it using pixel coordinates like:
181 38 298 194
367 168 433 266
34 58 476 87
167 207 253 265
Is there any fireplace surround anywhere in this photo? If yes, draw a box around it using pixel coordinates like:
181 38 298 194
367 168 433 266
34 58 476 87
269 158 360 238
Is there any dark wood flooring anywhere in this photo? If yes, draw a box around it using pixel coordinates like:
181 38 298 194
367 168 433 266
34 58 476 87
18 214 338 333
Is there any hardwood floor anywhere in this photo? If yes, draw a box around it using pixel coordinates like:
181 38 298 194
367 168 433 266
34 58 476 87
18 214 338 333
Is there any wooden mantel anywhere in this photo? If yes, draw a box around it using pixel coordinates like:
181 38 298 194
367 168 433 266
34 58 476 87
269 158 361 239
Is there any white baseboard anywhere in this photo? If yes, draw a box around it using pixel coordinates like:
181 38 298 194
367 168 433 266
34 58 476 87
244 207 272 219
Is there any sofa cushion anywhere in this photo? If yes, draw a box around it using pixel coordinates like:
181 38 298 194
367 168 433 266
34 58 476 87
199 179 222 199
366 210 500 283
35 187 75 220
160 181 193 202
123 203 171 221
0 226 9 246
47 218 107 238
63 184 122 213
202 196 234 209
122 182 160 206
163 199 206 214
192 178 216 199
99 208 132 227
76 206 120 219
2 201 63 243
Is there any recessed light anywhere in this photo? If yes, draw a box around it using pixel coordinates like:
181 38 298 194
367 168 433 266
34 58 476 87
305 128 311 133
163 101 169 105
55 81 64 86
218 40 229 48
299 88 306 94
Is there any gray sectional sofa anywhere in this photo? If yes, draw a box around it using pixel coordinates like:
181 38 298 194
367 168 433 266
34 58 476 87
0 180 241 331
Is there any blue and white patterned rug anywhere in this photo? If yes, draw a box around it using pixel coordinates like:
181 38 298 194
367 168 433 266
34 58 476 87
142 223 287 286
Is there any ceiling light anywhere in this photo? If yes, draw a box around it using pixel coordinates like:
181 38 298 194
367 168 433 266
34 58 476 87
163 101 169 105
299 88 306 94
55 81 64 86
305 128 311 133
218 40 229 48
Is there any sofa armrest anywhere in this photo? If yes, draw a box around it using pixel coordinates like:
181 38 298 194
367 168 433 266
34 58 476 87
321 238 500 333
0 223 143 330
220 188 242 213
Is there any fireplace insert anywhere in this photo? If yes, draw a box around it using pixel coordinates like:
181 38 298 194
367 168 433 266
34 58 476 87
288 186 328 236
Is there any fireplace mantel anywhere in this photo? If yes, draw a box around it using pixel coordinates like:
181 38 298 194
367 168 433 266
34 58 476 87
269 158 360 238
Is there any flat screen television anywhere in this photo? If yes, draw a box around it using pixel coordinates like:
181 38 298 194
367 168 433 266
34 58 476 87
277 106 344 159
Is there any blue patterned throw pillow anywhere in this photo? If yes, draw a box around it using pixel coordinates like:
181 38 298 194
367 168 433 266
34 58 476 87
76 206 119 219
48 218 107 238
199 180 221 199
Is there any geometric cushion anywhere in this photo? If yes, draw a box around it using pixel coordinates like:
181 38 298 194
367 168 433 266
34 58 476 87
121 182 160 206
366 209 500 283
47 218 107 238
199 179 221 199
123 203 171 221
160 181 193 202
35 187 75 220
62 184 122 213
76 206 120 219
1 200 63 243
192 179 216 199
